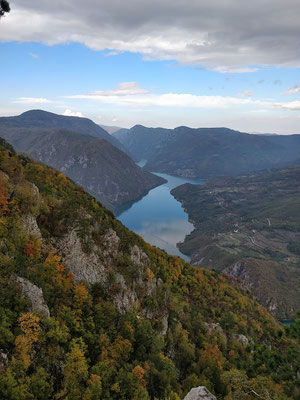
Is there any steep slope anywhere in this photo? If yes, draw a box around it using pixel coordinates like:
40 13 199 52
171 167 300 319
113 125 174 161
0 109 123 150
0 138 299 399
99 123 123 134
0 128 165 212
114 125 300 178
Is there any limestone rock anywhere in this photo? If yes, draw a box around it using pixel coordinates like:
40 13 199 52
113 272 138 312
53 228 106 284
224 261 251 283
16 276 50 317
234 334 249 346
204 322 227 344
101 228 120 259
184 386 216 400
130 244 150 267
21 214 42 240
0 351 8 373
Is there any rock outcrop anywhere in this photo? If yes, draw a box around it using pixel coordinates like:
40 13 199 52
184 386 216 400
53 228 107 285
16 276 50 317
234 334 249 346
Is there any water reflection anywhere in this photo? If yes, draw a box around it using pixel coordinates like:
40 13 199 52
118 171 204 261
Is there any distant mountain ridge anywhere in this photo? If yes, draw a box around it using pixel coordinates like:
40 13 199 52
1 109 124 151
0 111 165 212
114 125 300 178
99 123 124 134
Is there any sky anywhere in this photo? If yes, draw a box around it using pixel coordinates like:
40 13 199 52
0 0 300 133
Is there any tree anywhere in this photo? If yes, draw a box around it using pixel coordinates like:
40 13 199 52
0 1 10 17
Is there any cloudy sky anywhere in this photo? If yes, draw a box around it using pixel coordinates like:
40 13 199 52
1 0 300 133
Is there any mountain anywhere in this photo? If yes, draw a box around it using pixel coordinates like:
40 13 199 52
0 109 124 150
113 125 174 162
114 125 300 178
0 138 298 399
171 167 300 319
99 123 124 134
0 111 166 213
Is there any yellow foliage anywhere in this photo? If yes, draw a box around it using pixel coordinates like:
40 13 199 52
74 283 90 306
18 313 40 343
83 374 102 400
144 267 154 282
109 336 133 365
14 335 32 370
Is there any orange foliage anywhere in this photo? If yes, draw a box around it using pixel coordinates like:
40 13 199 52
24 240 38 257
199 344 224 370
58 173 69 186
143 361 150 373
0 175 8 211
196 272 205 282
44 251 74 289
228 349 235 359
74 283 90 306
132 365 146 387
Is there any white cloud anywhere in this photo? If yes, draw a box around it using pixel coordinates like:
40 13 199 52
285 85 300 95
13 97 51 104
65 82 262 109
29 52 39 59
90 82 149 97
66 93 261 108
2 0 300 72
62 109 84 117
65 82 300 118
272 101 300 111
237 90 253 97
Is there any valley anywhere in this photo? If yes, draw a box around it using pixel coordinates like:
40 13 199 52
2 1 300 397
118 172 205 260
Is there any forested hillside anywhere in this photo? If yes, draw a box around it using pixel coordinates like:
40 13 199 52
0 138 299 399
172 167 300 319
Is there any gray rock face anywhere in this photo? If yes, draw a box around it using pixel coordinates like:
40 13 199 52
101 228 120 260
204 322 227 344
184 386 216 400
130 244 150 267
16 276 50 317
234 334 249 346
224 261 251 283
0 351 8 374
53 228 106 285
21 214 42 240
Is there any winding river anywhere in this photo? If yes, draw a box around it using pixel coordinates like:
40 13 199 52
118 168 204 261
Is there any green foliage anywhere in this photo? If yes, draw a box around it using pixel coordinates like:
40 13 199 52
0 139 299 399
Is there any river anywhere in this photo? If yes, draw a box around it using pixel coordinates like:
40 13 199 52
118 168 204 261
